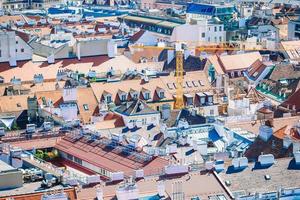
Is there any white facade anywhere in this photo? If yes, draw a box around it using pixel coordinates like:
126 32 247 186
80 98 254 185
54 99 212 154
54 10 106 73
63 87 77 102
170 20 226 44
2 0 62 10
132 31 158 46
0 31 32 67
121 113 160 128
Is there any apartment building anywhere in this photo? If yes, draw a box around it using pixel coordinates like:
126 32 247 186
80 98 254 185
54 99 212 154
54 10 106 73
2 0 62 10
0 31 32 67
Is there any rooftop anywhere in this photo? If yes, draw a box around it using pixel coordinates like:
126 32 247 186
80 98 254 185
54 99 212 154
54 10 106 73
0 160 16 172
76 171 232 200
54 134 168 176
219 158 300 197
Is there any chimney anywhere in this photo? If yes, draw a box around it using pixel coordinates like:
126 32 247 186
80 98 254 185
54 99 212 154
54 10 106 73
184 49 190 60
47 54 55 64
77 41 81 60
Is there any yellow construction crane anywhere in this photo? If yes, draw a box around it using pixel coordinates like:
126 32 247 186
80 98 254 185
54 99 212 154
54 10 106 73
131 41 294 109
174 43 184 109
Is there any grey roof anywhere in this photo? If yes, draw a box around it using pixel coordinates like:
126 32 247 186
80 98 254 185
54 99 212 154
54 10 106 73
163 55 207 72
0 160 16 173
114 99 159 116
269 64 300 81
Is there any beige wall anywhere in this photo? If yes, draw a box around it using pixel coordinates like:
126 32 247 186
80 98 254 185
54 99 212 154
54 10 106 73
0 171 23 190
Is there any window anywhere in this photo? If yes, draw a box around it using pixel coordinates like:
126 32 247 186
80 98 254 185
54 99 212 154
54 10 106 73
208 37 211 42
133 93 138 99
214 37 217 42
202 32 205 38
83 104 89 111
16 49 18 52
106 95 112 103
16 40 18 44
219 36 222 42
74 157 82 165
144 92 150 100
219 26 222 31
21 48 24 53
0 50 1 57
67 154 73 161
121 94 127 101
214 27 217 32
159 91 165 98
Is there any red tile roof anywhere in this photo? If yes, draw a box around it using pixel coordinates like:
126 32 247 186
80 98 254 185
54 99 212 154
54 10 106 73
281 88 300 111
55 135 168 176
129 30 146 43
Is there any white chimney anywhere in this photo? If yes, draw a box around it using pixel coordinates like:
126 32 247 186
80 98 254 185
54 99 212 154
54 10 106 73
157 181 165 197
167 50 174 64
184 49 190 60
107 40 117 58
77 41 81 60
96 187 103 200
259 125 273 142
47 54 55 64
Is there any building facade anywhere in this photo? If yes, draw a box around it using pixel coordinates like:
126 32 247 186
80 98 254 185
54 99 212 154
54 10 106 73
2 0 63 10
0 31 32 67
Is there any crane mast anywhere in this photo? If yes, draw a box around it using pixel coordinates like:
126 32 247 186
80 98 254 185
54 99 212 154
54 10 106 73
174 43 184 109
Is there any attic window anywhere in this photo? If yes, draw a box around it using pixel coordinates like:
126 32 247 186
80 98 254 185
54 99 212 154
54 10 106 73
144 92 150 100
106 95 112 103
121 94 127 101
159 91 165 99
17 103 21 107
83 104 89 111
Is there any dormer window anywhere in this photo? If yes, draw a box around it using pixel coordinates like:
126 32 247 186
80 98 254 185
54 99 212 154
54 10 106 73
118 90 127 102
121 94 127 101
159 91 165 99
106 95 112 103
144 92 150 100
156 87 165 99
133 93 138 100
103 91 112 104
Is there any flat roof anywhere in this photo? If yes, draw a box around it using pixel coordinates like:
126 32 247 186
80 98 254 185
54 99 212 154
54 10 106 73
0 160 15 172
219 158 300 197
0 181 75 199
77 171 232 200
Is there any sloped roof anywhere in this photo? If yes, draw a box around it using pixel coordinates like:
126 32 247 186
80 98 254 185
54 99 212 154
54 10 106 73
244 126 294 160
129 30 146 43
0 95 31 113
163 55 207 72
219 52 262 72
269 64 300 81
176 109 206 126
281 88 300 111
115 99 158 116
246 59 267 80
